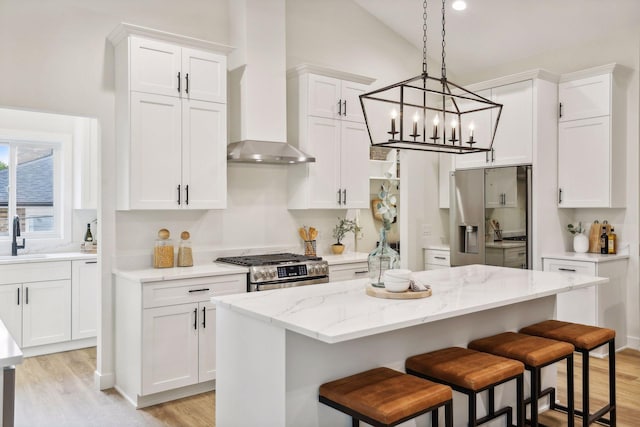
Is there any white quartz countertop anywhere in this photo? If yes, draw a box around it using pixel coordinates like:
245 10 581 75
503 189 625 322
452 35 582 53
212 264 607 344
322 252 369 265
486 241 526 249
114 262 249 283
0 319 22 368
0 251 96 265
542 252 629 263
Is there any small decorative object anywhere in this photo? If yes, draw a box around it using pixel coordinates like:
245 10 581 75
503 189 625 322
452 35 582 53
177 231 193 267
299 226 318 256
332 218 358 255
567 222 588 253
153 228 174 268
368 176 400 287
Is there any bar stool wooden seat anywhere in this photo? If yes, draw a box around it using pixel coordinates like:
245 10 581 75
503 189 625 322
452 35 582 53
406 347 525 427
319 367 453 427
468 332 575 427
520 320 616 427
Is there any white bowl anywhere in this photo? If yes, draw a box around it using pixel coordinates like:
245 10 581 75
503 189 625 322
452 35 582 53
384 279 410 292
384 269 412 280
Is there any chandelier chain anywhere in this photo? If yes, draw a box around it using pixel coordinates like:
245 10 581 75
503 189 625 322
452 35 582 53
441 0 446 79
422 0 428 74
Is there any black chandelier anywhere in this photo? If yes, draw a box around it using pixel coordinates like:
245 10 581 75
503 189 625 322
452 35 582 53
360 0 502 154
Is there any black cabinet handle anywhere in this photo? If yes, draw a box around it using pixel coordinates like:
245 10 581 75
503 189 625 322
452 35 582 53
177 185 181 205
558 267 576 272
188 288 210 293
185 185 189 205
491 148 495 162
343 100 347 116
337 100 342 115
337 189 342 205
342 189 347 205
85 261 97 264
559 102 563 118
185 73 189 94
26 287 29 304
434 256 447 260
485 151 489 163
202 307 206 328
558 188 563 204
354 270 369 275
193 308 198 330
177 72 181 93
17 288 20 306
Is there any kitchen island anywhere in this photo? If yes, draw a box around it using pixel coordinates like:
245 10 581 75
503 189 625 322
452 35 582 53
1 320 22 427
213 265 608 427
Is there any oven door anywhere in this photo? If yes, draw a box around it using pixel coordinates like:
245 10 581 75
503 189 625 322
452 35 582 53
251 276 329 292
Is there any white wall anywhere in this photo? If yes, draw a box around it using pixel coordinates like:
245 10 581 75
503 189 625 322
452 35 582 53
454 29 640 349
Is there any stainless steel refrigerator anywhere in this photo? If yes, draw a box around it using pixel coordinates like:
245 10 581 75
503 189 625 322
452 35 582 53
450 165 532 269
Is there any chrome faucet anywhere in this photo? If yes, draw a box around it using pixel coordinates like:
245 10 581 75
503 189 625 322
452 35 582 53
12 216 25 256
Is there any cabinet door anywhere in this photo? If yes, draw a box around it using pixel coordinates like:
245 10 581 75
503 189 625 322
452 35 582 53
130 37 182 97
181 47 226 103
491 80 533 166
71 260 98 340
142 303 199 395
328 262 369 282
485 167 517 208
558 117 610 207
198 301 216 382
340 121 369 209
341 81 368 123
306 117 341 208
0 284 22 347
130 92 183 209
454 89 492 170
559 74 610 122
22 280 71 348
307 74 341 119
182 99 227 209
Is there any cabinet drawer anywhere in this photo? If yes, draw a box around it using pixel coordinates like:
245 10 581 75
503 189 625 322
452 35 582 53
329 262 369 282
543 259 596 276
143 274 246 308
504 247 526 263
424 250 450 266
0 261 71 285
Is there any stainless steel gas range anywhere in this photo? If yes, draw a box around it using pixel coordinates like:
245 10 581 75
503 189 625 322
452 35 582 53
216 253 329 292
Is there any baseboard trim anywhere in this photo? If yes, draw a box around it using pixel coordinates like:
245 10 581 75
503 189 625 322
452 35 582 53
95 370 115 390
113 381 215 409
626 335 640 351
22 338 96 358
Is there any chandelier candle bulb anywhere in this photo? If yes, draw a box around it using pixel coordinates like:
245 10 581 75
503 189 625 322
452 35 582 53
450 119 457 142
411 112 420 139
431 114 439 139
390 109 397 134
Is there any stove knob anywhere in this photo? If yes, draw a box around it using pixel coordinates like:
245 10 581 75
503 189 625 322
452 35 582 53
308 265 316 275
321 265 328 274
268 269 277 279
255 271 265 280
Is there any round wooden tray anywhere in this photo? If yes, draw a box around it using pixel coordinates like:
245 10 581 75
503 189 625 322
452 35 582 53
365 284 432 299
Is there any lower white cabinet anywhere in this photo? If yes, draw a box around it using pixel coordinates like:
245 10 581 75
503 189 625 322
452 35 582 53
424 249 450 270
328 261 369 282
115 272 246 407
71 260 98 340
486 246 526 269
22 280 71 348
542 255 627 355
0 284 22 347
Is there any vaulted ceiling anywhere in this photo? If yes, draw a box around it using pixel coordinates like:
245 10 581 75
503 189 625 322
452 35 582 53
354 0 640 76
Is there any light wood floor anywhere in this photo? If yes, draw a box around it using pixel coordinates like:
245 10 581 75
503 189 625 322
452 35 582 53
13 347 640 426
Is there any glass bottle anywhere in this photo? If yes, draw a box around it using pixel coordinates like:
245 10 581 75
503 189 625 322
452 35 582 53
600 226 608 254
84 223 93 242
153 228 174 268
177 231 193 267
368 227 400 288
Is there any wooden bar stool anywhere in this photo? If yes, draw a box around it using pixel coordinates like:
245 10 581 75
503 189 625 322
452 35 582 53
520 320 616 427
406 347 525 427
468 332 575 427
319 367 453 427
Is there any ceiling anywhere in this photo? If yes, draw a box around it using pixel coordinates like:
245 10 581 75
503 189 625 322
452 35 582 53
354 0 640 76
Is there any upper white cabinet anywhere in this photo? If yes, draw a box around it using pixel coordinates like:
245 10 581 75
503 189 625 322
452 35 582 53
485 167 517 208
109 24 231 210
455 80 533 169
287 65 375 209
557 64 624 208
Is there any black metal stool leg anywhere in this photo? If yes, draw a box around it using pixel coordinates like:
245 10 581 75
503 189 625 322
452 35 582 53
469 390 477 427
582 349 589 427
609 339 616 427
517 374 524 427
432 407 439 427
530 367 539 427
567 353 574 427
352 418 359 427
445 400 453 427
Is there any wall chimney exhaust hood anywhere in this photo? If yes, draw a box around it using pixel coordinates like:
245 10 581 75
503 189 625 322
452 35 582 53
227 0 314 164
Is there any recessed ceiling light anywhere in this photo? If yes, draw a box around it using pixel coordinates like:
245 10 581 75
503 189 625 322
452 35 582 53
452 0 467 11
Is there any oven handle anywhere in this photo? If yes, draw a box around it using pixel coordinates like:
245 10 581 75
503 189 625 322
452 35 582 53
254 276 329 291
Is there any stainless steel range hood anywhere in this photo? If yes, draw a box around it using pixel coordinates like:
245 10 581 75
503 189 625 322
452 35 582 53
227 140 315 164
227 0 314 165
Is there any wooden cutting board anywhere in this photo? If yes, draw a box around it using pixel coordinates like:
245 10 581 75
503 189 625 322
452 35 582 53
366 285 432 299
588 221 601 253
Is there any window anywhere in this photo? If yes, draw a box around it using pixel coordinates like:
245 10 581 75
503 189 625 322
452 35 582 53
0 140 61 239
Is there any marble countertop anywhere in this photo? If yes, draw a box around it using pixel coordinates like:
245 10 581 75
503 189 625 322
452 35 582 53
423 245 450 251
212 264 608 344
114 262 249 283
322 252 369 265
542 252 629 263
0 251 97 265
486 241 527 249
0 319 22 368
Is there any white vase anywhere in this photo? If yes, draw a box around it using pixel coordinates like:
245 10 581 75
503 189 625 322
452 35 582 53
573 233 589 253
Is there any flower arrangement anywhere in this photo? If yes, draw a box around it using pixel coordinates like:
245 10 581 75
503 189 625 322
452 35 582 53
375 177 398 231
333 218 358 245
567 222 584 235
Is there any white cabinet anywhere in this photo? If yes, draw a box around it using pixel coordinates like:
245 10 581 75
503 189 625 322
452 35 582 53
424 249 450 270
110 25 229 210
455 81 533 169
71 260 98 340
557 65 624 208
542 255 627 355
328 261 369 282
288 65 375 209
485 167 517 208
0 284 21 346
115 272 246 406
486 246 526 269
73 117 99 209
